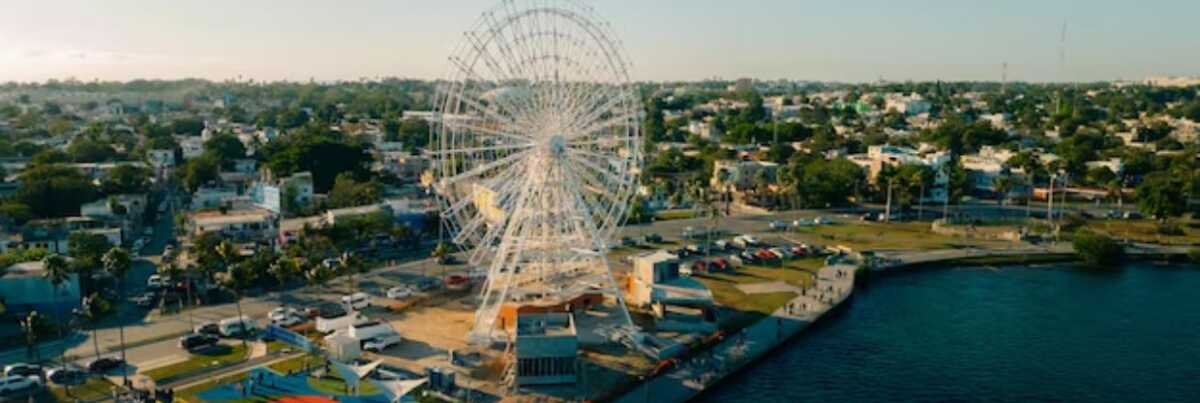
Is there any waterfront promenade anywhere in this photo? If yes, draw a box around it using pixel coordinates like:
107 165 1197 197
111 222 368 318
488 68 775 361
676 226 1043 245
615 264 857 403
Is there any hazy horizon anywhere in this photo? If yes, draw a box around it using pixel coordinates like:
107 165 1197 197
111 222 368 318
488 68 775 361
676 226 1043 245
2 0 1198 84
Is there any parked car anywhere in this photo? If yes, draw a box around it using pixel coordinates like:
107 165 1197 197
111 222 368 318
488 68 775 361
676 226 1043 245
691 260 709 274
85 357 124 373
133 292 158 308
710 258 730 272
178 333 220 352
770 247 794 260
342 292 371 311
362 333 403 352
147 274 166 289
414 278 442 292
754 249 779 261
620 237 637 247
386 286 414 300
45 368 87 386
217 316 258 338
195 322 221 336
732 235 760 248
2 364 40 378
739 251 760 264
769 220 788 231
643 233 664 243
269 307 304 327
0 375 41 395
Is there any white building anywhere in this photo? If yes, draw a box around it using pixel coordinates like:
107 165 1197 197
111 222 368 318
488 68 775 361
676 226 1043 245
847 145 951 203
884 93 932 116
189 209 277 240
710 160 780 191
250 171 315 214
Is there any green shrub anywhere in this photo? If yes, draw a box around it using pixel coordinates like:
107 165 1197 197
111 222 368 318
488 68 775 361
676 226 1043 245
1189 248 1200 264
1157 223 1185 236
1072 230 1124 269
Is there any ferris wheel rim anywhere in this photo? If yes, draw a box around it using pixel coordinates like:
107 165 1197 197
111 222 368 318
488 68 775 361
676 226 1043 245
430 0 642 254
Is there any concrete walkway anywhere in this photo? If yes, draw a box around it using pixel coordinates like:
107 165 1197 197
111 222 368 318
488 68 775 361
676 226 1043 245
616 264 856 403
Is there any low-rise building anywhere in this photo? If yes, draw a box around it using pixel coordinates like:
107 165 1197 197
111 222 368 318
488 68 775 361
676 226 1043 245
628 251 713 308
189 209 277 241
0 260 81 315
710 160 780 191
250 171 315 214
513 313 579 387
847 145 951 202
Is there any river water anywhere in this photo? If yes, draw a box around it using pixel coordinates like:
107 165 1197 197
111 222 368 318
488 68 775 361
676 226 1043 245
697 262 1200 403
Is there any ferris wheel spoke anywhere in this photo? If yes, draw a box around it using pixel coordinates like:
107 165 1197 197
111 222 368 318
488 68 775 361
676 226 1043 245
424 142 532 157
439 149 530 188
442 119 533 145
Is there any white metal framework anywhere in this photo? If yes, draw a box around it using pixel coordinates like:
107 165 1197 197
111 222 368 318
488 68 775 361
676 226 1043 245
430 0 641 344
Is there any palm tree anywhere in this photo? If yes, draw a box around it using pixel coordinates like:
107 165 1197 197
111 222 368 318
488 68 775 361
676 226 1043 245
215 241 252 351
19 311 44 363
159 261 186 316
80 293 105 361
337 252 360 295
993 175 1013 207
41 254 70 369
101 247 132 385
268 256 299 306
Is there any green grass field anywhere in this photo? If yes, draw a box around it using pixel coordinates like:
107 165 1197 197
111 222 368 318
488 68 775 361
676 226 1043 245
49 377 116 402
143 344 248 384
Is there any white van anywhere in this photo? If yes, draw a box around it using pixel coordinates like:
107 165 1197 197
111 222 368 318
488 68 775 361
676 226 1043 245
342 292 370 311
217 316 258 337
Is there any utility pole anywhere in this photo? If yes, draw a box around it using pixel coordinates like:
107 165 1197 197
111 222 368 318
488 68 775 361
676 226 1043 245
1047 174 1056 221
885 179 894 223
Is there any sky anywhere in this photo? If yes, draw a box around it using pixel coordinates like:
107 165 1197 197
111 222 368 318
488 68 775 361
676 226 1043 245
0 0 1197 83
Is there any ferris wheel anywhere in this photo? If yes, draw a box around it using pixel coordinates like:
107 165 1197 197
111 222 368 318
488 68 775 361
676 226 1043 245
429 0 642 343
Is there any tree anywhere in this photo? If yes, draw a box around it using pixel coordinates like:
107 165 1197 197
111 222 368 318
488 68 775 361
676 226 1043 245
41 254 71 368
80 293 109 361
215 241 252 351
101 247 132 385
1073 230 1124 269
993 175 1014 206
0 202 33 225
68 231 113 277
170 118 205 136
16 164 99 218
1136 172 1187 222
263 127 373 193
784 158 865 208
101 164 152 195
67 137 119 162
328 173 382 208
178 154 220 192
203 133 248 166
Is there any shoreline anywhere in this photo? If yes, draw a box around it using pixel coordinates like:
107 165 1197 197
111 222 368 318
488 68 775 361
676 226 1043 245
610 245 1194 403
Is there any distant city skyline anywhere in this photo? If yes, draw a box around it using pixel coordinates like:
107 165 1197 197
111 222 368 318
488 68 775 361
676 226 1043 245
1 0 1198 84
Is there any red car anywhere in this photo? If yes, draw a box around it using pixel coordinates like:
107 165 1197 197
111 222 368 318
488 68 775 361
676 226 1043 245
711 258 729 271
755 249 779 261
691 260 709 273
